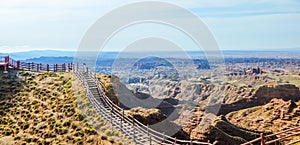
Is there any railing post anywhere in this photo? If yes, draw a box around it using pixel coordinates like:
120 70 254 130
46 64 49 72
190 139 193 145
37 64 39 72
63 63 66 72
110 107 113 125
134 125 137 142
27 63 30 71
147 124 149 137
173 137 177 145
68 63 72 72
121 110 124 131
260 133 265 145
16 61 20 69
150 135 152 145
132 117 136 142
3 63 8 73
163 132 165 143
4 56 9 63
55 64 57 72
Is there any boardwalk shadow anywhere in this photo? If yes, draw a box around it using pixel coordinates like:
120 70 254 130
0 68 23 114
117 83 190 139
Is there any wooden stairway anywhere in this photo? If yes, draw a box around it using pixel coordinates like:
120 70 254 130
73 68 211 145
83 72 150 144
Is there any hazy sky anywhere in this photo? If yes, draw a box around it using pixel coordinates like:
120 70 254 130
1 0 300 53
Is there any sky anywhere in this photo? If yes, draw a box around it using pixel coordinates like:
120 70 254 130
0 0 300 53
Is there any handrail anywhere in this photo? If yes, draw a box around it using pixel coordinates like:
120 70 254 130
89 72 208 144
287 139 300 145
0 56 6 62
0 56 72 72
242 126 300 145
265 126 300 138
74 67 212 145
265 132 300 145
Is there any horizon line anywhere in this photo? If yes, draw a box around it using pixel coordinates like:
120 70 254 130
2 48 300 53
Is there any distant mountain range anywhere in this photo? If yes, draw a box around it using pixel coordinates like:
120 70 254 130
2 50 75 60
24 56 74 64
1 49 300 62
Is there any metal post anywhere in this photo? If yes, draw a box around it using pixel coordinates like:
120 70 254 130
260 133 265 145
190 139 193 145
173 137 177 145
150 135 152 145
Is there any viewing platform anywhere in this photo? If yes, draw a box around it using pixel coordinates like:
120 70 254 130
0 56 73 73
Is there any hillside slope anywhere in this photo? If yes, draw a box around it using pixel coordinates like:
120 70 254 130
190 116 268 145
0 70 132 145
227 98 300 133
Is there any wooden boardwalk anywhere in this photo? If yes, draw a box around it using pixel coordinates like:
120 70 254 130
73 65 212 145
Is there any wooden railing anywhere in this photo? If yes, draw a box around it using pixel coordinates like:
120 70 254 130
0 56 72 72
73 64 212 145
242 126 300 145
0 56 6 63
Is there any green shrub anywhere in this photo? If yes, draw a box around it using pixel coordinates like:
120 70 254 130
59 76 64 80
75 112 84 121
101 135 107 140
14 136 21 140
42 140 51 145
62 120 71 127
107 137 114 143
84 127 96 135
104 129 113 136
113 130 119 136
74 137 81 142
71 123 78 129
74 131 84 137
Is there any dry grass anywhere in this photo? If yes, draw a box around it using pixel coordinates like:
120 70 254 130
289 136 300 145
96 74 120 105
0 70 133 145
